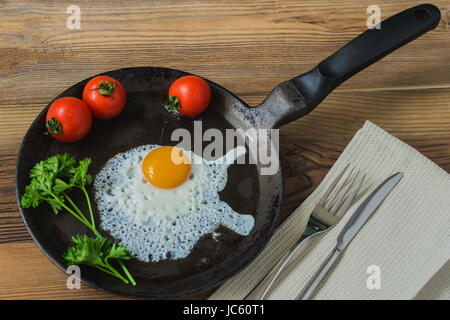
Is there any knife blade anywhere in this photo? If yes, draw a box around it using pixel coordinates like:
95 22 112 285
336 171 403 251
297 171 403 300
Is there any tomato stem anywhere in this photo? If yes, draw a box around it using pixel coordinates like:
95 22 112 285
163 96 180 113
90 80 117 98
45 117 63 135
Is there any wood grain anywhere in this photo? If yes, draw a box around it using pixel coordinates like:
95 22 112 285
0 0 448 299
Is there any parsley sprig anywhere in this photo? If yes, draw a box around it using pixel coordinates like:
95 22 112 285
21 154 136 286
63 235 132 284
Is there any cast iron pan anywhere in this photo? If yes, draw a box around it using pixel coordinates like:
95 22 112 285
15 4 440 298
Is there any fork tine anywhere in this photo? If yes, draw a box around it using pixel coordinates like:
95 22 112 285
324 166 356 210
328 169 359 213
317 163 350 206
334 173 366 217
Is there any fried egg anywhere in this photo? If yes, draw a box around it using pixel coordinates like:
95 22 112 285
94 144 255 262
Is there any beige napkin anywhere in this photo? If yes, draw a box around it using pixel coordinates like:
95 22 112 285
210 121 450 300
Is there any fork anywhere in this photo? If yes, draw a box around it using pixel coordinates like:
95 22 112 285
244 164 365 300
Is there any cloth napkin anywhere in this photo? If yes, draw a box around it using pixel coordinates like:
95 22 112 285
210 121 450 300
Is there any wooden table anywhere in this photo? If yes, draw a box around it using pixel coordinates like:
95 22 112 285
0 0 448 299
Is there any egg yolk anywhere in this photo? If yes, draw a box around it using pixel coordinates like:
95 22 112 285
142 146 191 189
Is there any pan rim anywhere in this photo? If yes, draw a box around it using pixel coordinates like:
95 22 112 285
14 66 285 299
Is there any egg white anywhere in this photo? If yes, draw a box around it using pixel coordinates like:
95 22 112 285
94 144 255 262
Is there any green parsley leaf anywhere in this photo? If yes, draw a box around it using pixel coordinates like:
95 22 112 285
53 178 71 194
106 242 131 261
20 181 42 208
49 200 63 215
63 235 131 267
69 158 92 187
63 235 132 284
63 235 106 267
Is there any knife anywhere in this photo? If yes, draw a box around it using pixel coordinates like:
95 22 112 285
296 172 404 300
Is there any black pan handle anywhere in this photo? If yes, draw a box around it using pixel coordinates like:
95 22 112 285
290 3 441 111
254 4 441 129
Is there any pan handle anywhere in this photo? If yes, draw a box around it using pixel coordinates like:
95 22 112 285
256 4 441 128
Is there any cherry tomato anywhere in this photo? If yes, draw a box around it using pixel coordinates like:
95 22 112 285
165 75 211 117
45 97 92 143
82 75 126 119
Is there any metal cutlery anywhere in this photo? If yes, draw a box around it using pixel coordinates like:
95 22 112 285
296 172 404 300
245 164 365 300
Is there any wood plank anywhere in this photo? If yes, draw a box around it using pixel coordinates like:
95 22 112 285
0 0 449 107
0 0 449 299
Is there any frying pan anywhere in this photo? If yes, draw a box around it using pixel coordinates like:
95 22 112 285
15 4 440 298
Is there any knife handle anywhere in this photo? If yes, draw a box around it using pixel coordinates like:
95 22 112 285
296 248 341 300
